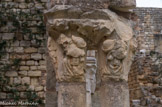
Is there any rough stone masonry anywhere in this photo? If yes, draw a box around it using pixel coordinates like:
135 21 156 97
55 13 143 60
44 0 137 107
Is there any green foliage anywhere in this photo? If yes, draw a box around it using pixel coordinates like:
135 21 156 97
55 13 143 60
12 58 21 69
0 58 21 72
0 41 7 58
0 2 45 45
0 2 45 104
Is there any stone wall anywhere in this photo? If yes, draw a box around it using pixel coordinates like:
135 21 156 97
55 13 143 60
0 0 47 106
128 8 162 107
134 8 162 52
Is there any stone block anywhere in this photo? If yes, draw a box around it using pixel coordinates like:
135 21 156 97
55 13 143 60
0 92 6 99
1 54 9 60
14 77 21 84
31 53 42 60
19 66 30 71
5 47 14 53
10 54 30 60
28 71 42 77
27 85 35 91
24 47 38 53
22 77 30 85
41 0 46 2
97 81 130 107
5 71 18 77
2 33 14 40
17 85 27 91
19 3 28 9
35 3 44 9
20 61 26 65
26 60 35 65
37 91 45 98
30 27 37 33
11 41 19 46
35 86 44 91
38 47 46 54
39 60 46 65
30 66 38 70
58 83 86 107
20 41 30 47
38 66 46 70
31 78 39 86
18 71 27 76
14 47 24 53
14 0 25 2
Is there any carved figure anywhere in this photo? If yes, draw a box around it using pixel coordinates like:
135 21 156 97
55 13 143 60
86 57 97 94
48 34 87 82
102 39 127 76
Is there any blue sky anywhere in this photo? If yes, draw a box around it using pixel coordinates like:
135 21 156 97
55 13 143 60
137 0 162 7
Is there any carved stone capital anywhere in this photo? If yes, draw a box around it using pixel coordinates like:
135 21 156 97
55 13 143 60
98 37 137 81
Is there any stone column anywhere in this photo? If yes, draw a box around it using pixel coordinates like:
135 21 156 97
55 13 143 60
86 53 97 107
47 34 87 107
97 37 137 107
45 0 136 107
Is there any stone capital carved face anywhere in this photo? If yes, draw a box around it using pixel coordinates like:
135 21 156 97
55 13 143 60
102 39 127 76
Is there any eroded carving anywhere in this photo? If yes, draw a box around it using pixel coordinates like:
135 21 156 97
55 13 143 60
85 56 97 107
102 39 127 76
86 57 97 94
48 34 87 82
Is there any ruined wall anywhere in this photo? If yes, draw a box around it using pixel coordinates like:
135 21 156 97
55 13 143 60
128 8 162 107
0 0 47 106
134 8 162 52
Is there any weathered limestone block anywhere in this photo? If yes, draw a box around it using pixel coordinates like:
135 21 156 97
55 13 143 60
14 47 24 53
19 66 30 71
35 86 44 91
14 77 22 84
31 78 39 86
98 82 130 107
31 53 42 60
28 71 42 77
58 83 86 107
26 60 35 66
18 71 27 76
2 33 14 40
24 47 38 53
21 77 30 85
5 71 18 77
